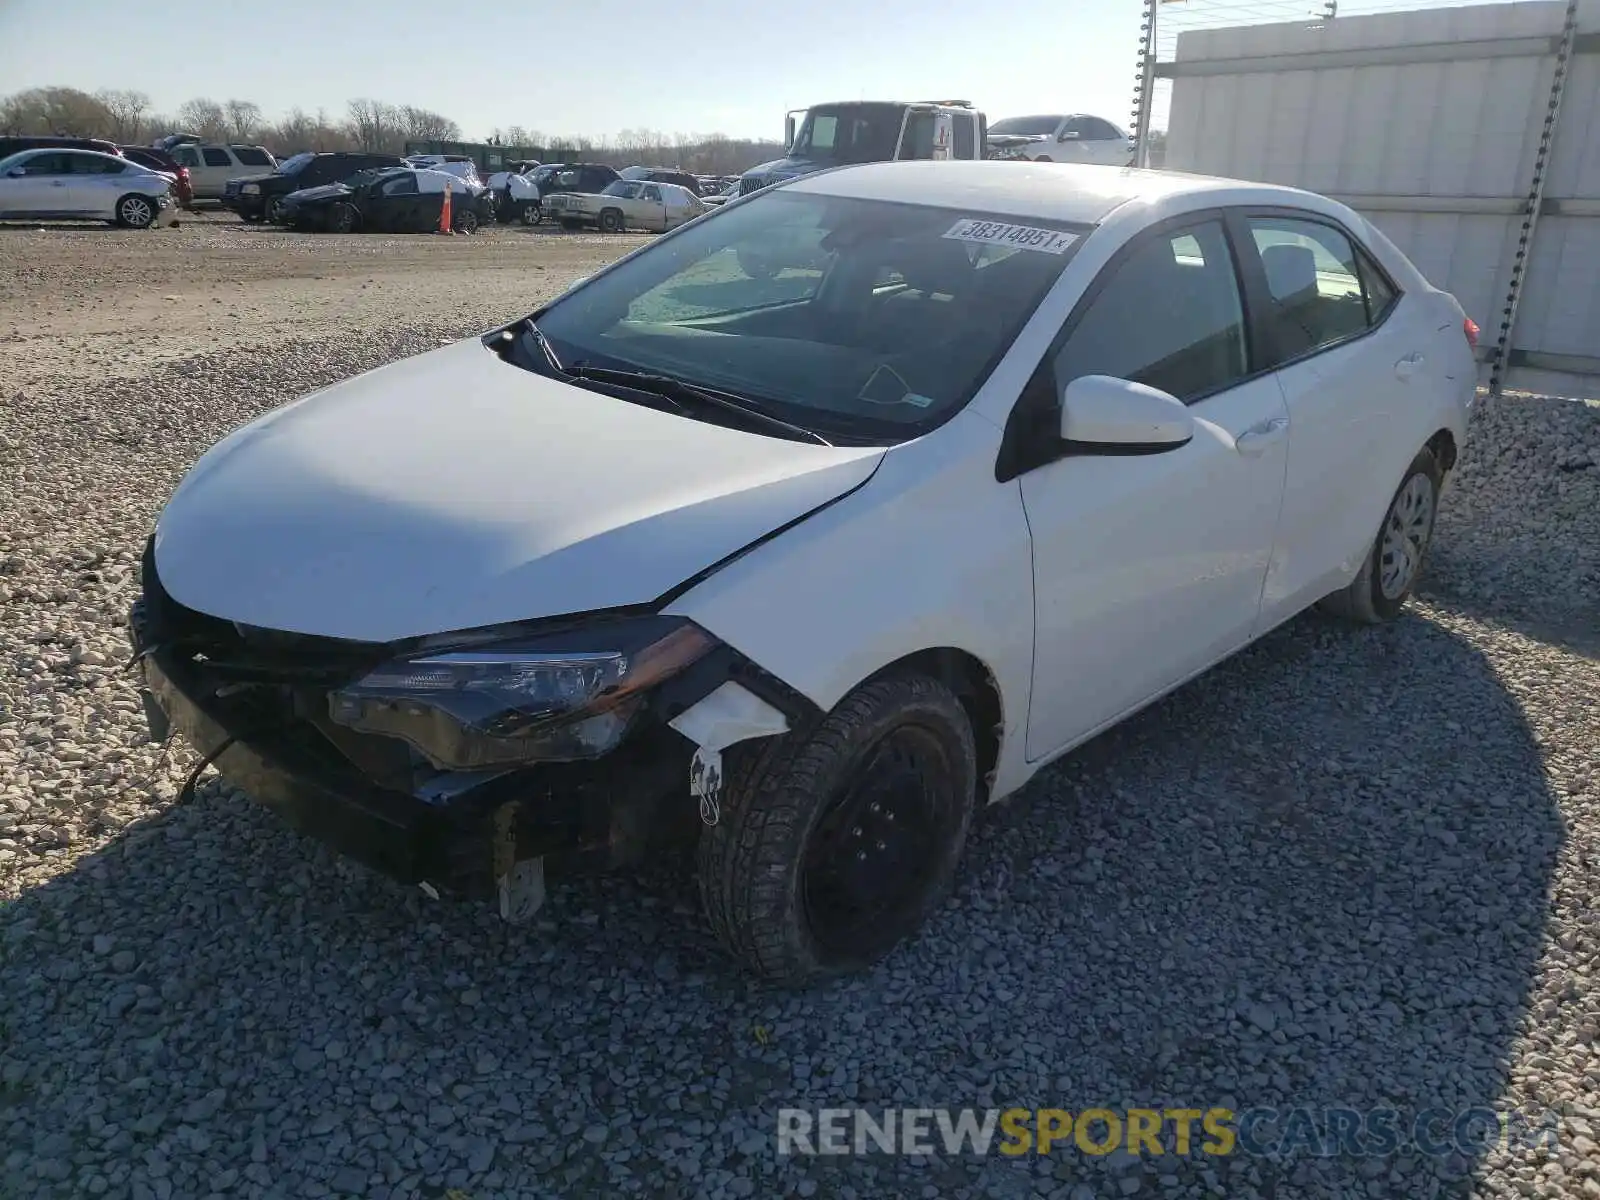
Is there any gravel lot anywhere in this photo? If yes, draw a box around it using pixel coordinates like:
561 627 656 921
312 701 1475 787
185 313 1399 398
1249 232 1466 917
1 214 1597 1200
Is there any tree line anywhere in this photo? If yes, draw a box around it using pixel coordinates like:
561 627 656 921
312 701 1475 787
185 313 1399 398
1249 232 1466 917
0 87 784 175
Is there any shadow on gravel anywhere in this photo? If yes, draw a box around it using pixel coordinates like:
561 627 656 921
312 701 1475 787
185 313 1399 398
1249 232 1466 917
0 610 1563 1200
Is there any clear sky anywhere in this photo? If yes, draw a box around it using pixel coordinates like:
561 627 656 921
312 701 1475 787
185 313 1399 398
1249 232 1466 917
0 0 1147 143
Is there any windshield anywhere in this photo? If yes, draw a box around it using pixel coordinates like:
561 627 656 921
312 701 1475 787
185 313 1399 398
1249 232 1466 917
276 152 314 175
989 116 1064 137
530 189 1088 443
789 104 905 164
602 180 642 198
530 165 559 183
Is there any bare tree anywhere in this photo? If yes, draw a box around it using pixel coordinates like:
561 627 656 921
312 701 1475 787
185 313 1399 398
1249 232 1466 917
176 98 229 141
398 105 459 142
96 89 152 142
225 99 264 141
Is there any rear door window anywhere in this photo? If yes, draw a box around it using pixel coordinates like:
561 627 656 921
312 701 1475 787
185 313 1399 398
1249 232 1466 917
1243 216 1391 364
201 148 232 168
234 147 272 167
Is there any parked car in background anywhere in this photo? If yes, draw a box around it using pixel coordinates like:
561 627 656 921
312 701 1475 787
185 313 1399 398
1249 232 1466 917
0 148 176 227
169 144 278 201
545 178 705 232
616 167 706 196
119 145 193 207
0 135 123 160
485 161 543 224
280 166 491 234
700 177 741 207
405 155 483 189
224 151 408 223
532 162 622 205
987 114 1134 165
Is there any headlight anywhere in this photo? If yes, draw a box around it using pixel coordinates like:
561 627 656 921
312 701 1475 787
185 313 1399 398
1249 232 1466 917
328 617 716 770
242 183 260 195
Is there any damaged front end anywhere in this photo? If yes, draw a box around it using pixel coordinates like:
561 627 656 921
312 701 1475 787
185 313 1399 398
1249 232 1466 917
128 537 815 920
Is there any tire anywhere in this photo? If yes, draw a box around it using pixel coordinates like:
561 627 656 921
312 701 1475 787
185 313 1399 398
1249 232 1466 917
115 194 156 229
598 207 623 233
328 203 356 234
240 211 262 224
264 197 286 224
697 672 977 985
1033 155 1054 163
452 208 479 235
521 201 542 226
1318 447 1443 624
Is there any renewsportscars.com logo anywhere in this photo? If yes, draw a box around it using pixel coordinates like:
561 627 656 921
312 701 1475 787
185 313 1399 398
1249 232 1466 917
776 1107 1563 1159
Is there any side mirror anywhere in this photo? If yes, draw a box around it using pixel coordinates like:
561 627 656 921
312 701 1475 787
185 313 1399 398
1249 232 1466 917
1058 129 1079 142
1059 375 1194 452
784 116 797 150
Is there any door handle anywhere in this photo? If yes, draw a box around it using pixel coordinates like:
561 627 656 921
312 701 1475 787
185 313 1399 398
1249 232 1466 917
1235 416 1289 456
1394 352 1424 381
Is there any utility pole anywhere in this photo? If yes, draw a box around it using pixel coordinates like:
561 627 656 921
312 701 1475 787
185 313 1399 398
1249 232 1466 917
1132 0 1158 168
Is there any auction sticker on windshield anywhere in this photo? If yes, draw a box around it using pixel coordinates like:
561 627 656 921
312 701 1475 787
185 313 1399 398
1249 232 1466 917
943 219 1079 254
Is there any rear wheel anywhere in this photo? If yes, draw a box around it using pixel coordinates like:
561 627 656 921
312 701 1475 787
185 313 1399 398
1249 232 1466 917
1319 447 1443 624
115 194 156 229
696 673 977 984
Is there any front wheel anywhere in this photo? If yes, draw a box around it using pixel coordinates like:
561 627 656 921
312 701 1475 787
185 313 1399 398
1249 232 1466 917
1319 447 1443 623
264 197 286 224
696 673 977 985
598 207 623 233
452 208 479 235
327 203 356 234
115 194 156 229
521 201 542 225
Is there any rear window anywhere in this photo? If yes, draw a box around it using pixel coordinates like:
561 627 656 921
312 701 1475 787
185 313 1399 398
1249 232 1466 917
234 147 273 167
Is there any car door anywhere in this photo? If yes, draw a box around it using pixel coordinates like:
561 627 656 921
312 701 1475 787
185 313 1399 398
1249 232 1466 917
375 173 422 230
2 152 69 214
640 183 668 230
70 152 134 218
1227 210 1423 629
1081 117 1133 166
1014 215 1290 759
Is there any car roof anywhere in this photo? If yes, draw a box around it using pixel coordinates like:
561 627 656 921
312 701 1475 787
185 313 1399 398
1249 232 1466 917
784 160 1337 226
5 147 129 164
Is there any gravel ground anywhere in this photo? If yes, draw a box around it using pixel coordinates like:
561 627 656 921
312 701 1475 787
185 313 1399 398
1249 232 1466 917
1 220 1598 1200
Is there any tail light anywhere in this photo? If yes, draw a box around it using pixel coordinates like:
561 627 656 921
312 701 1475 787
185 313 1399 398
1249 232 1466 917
1463 317 1480 349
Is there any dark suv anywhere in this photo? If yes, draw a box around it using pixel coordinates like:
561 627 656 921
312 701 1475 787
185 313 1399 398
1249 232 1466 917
223 151 407 223
0 136 123 160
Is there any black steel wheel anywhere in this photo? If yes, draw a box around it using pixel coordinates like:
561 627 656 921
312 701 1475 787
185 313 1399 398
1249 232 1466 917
697 673 976 984
328 203 356 234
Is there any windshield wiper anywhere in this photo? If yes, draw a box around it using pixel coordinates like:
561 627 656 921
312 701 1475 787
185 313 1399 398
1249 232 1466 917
566 363 834 446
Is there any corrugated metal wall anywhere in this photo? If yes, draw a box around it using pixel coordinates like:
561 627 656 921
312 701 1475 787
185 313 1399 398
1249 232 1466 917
1162 0 1600 399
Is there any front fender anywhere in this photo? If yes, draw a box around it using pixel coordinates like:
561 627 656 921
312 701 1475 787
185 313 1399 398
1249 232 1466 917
662 410 1037 799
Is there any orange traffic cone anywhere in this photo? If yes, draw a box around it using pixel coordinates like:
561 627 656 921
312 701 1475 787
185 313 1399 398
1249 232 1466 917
438 181 453 235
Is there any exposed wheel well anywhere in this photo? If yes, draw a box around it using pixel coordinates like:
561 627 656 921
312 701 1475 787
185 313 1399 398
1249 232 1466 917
1426 428 1458 474
862 648 1002 804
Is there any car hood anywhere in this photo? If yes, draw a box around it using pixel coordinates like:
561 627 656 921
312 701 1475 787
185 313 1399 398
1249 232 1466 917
283 182 351 205
152 338 886 642
986 133 1049 150
743 157 829 183
229 172 281 188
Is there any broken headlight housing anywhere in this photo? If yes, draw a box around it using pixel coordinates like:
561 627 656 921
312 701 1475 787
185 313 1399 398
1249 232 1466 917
327 617 716 771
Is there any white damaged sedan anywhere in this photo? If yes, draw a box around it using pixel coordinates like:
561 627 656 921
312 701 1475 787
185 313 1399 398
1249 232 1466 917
132 161 1477 983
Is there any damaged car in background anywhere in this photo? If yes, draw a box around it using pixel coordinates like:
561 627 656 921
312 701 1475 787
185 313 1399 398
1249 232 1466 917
544 178 706 232
280 165 492 234
131 161 1475 983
